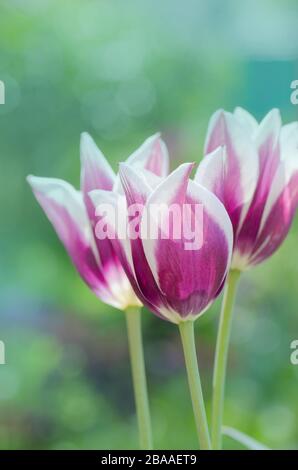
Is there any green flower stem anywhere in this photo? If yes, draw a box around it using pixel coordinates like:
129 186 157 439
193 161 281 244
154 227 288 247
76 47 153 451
179 320 211 450
211 269 241 450
125 306 153 449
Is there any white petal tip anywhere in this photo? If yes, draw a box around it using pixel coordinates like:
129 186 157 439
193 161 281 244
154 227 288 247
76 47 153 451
80 131 92 142
80 132 97 154
26 175 46 190
26 174 34 184
152 131 161 139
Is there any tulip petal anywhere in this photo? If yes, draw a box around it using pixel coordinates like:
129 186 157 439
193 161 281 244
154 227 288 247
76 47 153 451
80 133 123 275
234 107 258 135
126 133 169 177
249 123 298 266
27 175 118 305
141 165 233 321
89 188 144 307
91 169 160 312
234 110 281 258
119 163 152 206
118 164 172 319
204 110 259 231
80 132 115 193
80 132 116 221
137 168 163 189
194 146 226 202
89 189 142 308
250 168 298 266
281 122 298 166
113 134 169 193
89 189 134 279
254 109 281 176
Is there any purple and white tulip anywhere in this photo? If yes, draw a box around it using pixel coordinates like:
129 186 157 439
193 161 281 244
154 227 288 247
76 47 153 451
27 133 169 310
195 108 298 270
90 162 233 324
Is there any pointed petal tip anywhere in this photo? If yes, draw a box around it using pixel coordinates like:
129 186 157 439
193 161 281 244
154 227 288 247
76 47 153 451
80 131 93 143
211 108 225 122
143 132 168 156
151 132 165 148
168 161 196 182
144 131 162 143
263 108 281 126
179 161 196 171
124 133 169 178
26 174 34 185
255 108 282 149
80 131 97 157
151 131 161 139
80 131 107 163
26 175 50 190
80 131 91 150
208 145 226 155
210 109 235 129
213 107 225 115
185 161 196 174
80 132 115 193
268 108 281 123
145 161 196 208
27 174 40 192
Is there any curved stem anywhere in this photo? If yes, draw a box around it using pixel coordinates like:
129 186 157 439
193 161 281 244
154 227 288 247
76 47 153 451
179 320 211 449
211 269 241 449
125 307 153 449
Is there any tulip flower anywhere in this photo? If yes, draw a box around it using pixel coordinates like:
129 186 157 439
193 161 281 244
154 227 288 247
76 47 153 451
90 162 233 449
27 132 169 449
195 108 298 448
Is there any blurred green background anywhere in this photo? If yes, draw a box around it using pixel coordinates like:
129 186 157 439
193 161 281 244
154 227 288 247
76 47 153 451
0 0 298 450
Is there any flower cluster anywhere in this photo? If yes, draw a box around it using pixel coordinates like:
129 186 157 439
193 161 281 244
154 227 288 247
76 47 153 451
28 108 298 322
27 108 298 450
